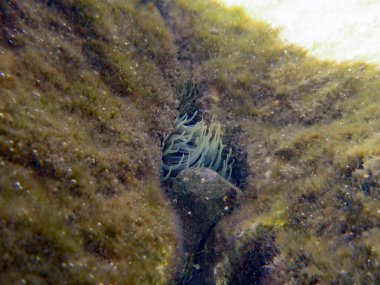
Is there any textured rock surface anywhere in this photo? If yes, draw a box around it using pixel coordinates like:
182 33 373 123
162 1 380 284
1 0 380 284
170 167 241 284
0 1 181 284
172 167 241 252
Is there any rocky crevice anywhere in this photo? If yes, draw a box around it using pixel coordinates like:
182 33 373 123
154 2 253 284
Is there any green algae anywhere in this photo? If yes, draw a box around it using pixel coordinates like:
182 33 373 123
1 0 380 283
0 0 181 284
163 0 380 283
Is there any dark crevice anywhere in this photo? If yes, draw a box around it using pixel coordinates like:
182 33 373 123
229 229 278 285
224 126 250 189
178 222 217 285
155 3 253 285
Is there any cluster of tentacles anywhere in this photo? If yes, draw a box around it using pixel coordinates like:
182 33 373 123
161 112 234 182
177 81 199 115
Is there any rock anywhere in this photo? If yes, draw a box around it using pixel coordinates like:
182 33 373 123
172 167 242 253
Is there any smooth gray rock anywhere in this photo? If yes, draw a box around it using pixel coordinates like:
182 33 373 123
172 167 241 253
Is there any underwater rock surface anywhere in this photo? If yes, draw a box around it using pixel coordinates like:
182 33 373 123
1 0 380 284
160 0 380 283
0 0 181 284
171 167 241 284
172 167 241 252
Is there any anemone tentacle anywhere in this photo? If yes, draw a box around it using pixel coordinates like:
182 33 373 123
161 113 234 182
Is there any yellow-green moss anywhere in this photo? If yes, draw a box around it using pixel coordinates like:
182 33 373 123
2 0 380 283
164 0 380 283
0 0 181 284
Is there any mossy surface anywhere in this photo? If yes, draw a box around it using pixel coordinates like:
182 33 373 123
2 0 380 284
0 0 182 284
162 0 380 283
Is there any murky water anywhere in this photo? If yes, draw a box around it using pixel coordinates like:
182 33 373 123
219 0 380 65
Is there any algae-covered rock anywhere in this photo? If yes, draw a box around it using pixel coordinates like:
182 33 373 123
162 0 380 283
0 0 181 284
2 0 380 283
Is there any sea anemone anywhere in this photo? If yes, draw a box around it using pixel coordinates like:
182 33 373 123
161 112 234 182
178 81 199 116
